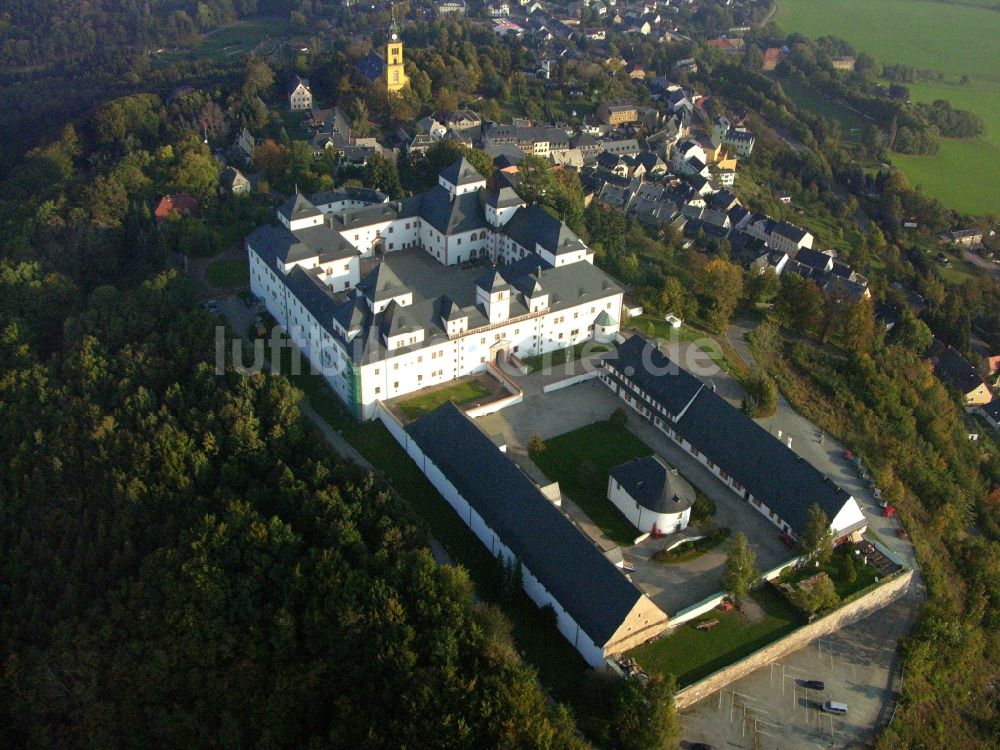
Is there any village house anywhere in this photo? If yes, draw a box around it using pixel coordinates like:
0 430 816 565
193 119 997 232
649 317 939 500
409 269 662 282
597 101 640 126
287 76 313 112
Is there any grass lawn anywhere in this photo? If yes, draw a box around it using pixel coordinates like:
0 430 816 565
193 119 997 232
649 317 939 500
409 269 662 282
892 138 1000 217
776 0 1000 215
396 379 491 419
206 259 249 288
632 316 748 378
520 341 609 373
629 585 804 687
776 0 1000 79
531 421 655 544
153 18 286 64
779 78 869 140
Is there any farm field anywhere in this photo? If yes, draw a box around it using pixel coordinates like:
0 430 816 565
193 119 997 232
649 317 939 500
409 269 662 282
893 136 1000 216
777 0 1000 215
775 0 1000 78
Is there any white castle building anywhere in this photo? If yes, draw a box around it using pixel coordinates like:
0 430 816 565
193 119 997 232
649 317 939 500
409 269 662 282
247 157 624 418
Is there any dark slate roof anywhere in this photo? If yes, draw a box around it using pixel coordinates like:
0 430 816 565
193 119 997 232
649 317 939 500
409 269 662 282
674 388 853 533
795 247 833 271
287 75 310 95
606 336 705 417
483 174 524 208
285 265 341 331
419 185 488 235
931 343 987 396
501 206 588 256
357 261 406 303
772 220 809 243
610 456 695 513
246 223 356 266
406 403 647 645
980 400 1000 422
475 267 510 292
439 156 484 187
279 192 322 223
357 51 385 82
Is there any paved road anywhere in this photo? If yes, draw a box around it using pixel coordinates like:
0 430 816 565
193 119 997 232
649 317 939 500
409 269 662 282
962 247 1000 280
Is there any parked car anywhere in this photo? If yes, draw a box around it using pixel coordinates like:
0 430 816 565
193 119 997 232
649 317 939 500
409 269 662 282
882 504 896 518
822 700 848 715
803 679 825 691
896 528 909 540
779 533 796 549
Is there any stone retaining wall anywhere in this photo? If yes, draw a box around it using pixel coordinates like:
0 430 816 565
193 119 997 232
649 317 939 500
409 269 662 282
674 569 914 709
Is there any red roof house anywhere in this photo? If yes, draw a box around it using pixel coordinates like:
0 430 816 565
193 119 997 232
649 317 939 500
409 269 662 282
154 194 199 225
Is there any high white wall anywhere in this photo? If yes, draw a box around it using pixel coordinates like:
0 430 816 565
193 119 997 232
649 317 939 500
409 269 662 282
377 405 608 667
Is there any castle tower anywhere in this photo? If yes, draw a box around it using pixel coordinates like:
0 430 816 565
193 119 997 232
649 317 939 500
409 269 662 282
385 5 408 93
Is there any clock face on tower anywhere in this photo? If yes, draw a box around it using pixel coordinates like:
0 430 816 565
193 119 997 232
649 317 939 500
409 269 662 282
391 32 398 40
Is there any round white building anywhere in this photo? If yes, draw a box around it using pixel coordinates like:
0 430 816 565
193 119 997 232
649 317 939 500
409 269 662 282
607 455 695 534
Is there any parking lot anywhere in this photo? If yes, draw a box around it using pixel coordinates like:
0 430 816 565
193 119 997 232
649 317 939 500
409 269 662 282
680 588 917 749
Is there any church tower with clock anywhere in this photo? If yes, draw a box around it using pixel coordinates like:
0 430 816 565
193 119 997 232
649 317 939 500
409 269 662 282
384 7 408 93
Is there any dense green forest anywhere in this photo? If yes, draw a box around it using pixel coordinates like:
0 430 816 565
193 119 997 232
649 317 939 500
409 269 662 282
0 18 600 750
0 268 593 748
0 5 998 748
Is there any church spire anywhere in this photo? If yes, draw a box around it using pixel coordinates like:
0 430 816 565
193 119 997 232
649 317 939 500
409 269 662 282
389 1 399 39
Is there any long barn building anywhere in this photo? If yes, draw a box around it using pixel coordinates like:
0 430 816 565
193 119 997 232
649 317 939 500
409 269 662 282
401 402 669 667
601 336 867 540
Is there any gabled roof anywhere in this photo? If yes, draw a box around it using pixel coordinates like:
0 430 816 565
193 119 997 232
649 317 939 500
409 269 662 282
380 300 423 338
333 295 368 334
406 403 649 646
279 192 323 223
607 336 705 417
440 156 484 187
246 223 356 266
357 261 406 303
795 247 833 271
610 456 695 513
483 173 525 209
929 342 989 397
501 205 588 256
475 267 511 293
357 51 386 82
772 220 809 243
287 75 310 95
674 387 853 533
419 185 488 235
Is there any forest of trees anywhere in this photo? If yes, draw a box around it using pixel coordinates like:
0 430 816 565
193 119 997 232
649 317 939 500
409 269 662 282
0 40 597 749
0 3 998 748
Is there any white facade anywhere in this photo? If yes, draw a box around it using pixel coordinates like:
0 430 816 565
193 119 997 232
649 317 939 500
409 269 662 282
248 165 623 420
598 366 866 540
288 81 312 111
607 476 692 534
403 436 607 666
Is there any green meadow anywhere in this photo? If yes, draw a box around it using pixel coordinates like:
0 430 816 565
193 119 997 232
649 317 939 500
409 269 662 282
776 0 1000 215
